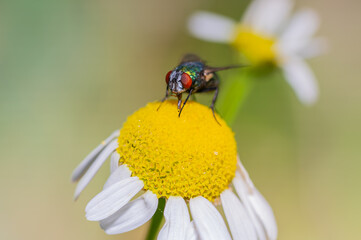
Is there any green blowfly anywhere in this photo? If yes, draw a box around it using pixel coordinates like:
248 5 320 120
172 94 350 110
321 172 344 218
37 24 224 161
160 54 241 122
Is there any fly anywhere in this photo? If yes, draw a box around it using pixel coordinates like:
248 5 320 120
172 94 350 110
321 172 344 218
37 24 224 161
159 54 241 123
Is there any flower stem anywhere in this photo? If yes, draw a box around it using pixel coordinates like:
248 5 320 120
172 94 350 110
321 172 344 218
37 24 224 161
217 70 254 126
146 198 166 240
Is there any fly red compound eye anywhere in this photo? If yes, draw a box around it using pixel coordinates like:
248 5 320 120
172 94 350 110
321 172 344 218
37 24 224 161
181 73 192 89
165 71 172 84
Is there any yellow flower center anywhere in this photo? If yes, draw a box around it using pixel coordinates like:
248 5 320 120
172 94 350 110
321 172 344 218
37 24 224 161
233 25 277 65
117 101 237 201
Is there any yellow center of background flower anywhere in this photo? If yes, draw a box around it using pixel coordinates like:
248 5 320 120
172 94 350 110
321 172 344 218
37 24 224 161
233 26 277 65
117 101 237 201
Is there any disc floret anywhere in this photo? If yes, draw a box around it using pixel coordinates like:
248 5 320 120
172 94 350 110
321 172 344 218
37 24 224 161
117 101 237 201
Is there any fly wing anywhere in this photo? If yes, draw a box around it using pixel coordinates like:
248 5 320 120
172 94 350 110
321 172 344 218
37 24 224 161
180 54 204 64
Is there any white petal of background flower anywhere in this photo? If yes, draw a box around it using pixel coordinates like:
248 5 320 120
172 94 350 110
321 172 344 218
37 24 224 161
188 11 236 43
85 177 144 221
279 9 320 55
233 173 268 240
298 37 328 59
221 189 258 240
103 165 131 189
242 0 293 35
281 56 319 104
110 151 120 173
71 130 119 182
99 191 158 234
185 221 200 240
158 197 190 240
248 189 278 240
73 139 118 200
190 196 231 240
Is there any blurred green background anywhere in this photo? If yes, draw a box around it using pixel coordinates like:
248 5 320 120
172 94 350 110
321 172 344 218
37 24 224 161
0 0 360 239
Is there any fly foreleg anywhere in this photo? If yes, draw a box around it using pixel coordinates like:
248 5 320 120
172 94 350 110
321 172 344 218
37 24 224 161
178 89 193 117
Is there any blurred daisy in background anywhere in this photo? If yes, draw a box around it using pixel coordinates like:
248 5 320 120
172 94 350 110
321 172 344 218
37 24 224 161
72 101 277 240
188 0 326 105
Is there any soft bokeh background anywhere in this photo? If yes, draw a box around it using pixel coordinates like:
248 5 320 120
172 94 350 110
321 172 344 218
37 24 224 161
1 0 360 239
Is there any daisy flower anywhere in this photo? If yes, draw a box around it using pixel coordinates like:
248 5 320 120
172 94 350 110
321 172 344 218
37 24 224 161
188 0 325 105
72 101 277 240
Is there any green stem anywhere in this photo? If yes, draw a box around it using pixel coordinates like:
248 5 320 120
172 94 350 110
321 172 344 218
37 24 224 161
217 70 254 126
146 198 166 240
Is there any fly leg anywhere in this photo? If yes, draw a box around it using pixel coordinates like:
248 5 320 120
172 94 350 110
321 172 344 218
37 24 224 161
157 86 169 111
177 93 182 110
210 87 221 126
178 89 193 117
197 74 221 125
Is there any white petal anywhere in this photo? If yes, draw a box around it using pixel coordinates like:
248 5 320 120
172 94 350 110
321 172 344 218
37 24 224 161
71 129 119 182
233 171 279 240
189 196 231 240
85 177 144 221
103 165 132 189
100 191 158 234
233 173 267 240
237 155 276 239
185 221 200 240
248 189 278 240
234 171 278 240
237 156 255 191
281 57 318 105
298 37 328 59
110 151 120 173
242 0 293 35
279 9 320 55
158 197 190 240
221 189 257 240
188 11 236 43
73 139 119 200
